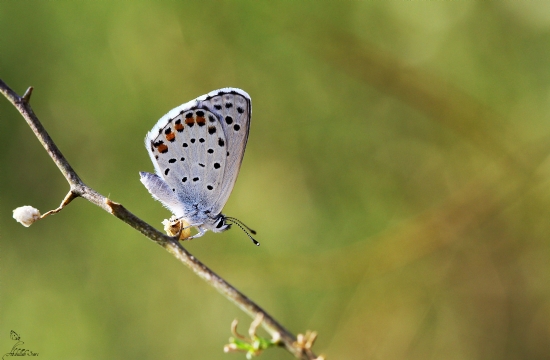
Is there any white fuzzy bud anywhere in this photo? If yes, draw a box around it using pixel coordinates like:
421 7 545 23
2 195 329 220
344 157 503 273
13 206 41 227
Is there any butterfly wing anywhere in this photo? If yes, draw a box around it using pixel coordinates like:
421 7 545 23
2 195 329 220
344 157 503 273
144 102 227 221
200 88 251 215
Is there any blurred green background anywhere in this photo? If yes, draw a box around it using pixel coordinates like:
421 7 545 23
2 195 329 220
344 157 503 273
2 2 550 359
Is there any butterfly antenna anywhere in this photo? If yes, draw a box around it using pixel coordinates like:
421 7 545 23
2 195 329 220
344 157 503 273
225 217 257 235
226 218 260 246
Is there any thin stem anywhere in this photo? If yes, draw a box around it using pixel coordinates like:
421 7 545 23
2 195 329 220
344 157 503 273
0 78 318 360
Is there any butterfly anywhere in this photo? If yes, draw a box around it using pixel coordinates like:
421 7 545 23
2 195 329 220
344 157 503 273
140 88 258 245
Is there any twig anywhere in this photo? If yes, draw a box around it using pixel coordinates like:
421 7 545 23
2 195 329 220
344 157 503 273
0 78 319 360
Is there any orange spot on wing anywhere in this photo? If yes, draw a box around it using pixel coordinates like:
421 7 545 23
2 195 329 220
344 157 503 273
174 123 184 131
165 132 176 142
157 144 168 153
196 116 206 126
185 117 195 125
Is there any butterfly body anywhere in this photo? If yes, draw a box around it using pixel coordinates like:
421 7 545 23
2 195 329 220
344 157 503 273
140 88 252 240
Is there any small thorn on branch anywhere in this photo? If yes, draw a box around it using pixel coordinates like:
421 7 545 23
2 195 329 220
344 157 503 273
22 87 33 103
105 198 122 215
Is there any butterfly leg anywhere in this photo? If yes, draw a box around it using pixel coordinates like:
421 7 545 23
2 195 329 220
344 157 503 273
172 222 190 241
185 225 207 240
